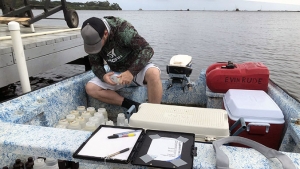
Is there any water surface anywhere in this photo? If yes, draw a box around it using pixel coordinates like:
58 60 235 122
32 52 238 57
2 10 300 101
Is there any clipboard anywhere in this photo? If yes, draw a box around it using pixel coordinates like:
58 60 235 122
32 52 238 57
73 125 197 169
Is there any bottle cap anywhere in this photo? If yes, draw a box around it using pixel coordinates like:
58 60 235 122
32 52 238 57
70 110 80 117
58 119 68 124
118 113 125 118
98 108 107 113
77 106 86 111
28 157 34 162
87 107 95 112
76 116 85 122
106 120 114 125
66 114 76 121
15 159 21 164
82 111 91 116
70 120 79 126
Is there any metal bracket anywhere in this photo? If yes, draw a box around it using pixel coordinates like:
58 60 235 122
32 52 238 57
166 74 193 92
125 105 136 122
230 117 247 136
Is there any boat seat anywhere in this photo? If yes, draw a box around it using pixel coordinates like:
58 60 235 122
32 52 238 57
0 17 35 32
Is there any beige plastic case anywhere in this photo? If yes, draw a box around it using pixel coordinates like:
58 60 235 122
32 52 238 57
129 103 230 142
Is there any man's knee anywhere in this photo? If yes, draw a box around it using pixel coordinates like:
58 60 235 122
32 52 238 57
145 67 161 82
85 82 101 97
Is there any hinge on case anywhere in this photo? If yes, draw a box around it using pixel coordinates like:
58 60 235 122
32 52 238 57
204 137 216 142
192 147 197 156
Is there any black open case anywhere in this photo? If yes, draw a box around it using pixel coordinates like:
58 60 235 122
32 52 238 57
73 125 197 169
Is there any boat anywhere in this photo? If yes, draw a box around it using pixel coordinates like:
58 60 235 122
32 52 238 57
0 55 299 168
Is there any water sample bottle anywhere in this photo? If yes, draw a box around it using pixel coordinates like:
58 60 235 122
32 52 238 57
70 110 80 118
87 107 96 116
124 120 129 127
81 111 92 122
106 120 114 126
98 108 108 122
94 112 105 125
89 117 101 127
13 159 24 169
67 121 81 130
117 113 125 126
58 119 69 127
66 114 76 122
33 158 46 169
45 158 59 169
76 116 86 128
77 106 86 114
83 121 97 131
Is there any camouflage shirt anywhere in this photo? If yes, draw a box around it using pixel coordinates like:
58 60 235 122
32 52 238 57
88 16 154 81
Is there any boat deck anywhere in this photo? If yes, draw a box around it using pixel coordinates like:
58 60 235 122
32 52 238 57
0 24 86 88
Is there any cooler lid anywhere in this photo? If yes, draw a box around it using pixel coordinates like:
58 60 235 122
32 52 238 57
223 89 284 124
129 103 230 138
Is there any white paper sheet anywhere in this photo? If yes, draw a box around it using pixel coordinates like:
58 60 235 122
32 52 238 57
147 137 183 161
78 127 142 160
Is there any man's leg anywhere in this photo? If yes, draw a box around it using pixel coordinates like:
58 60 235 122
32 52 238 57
144 67 162 103
86 82 141 109
86 82 123 105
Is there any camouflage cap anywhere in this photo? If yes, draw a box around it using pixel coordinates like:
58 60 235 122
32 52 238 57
81 17 106 54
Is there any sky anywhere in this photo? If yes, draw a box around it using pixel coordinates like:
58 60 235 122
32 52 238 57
68 0 300 11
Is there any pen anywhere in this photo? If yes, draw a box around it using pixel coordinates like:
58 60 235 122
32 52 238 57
108 133 136 139
112 130 140 136
105 147 130 159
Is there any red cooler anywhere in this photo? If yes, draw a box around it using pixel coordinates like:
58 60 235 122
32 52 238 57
223 89 284 150
206 61 269 93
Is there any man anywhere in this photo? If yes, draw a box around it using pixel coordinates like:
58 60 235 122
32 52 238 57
81 16 162 110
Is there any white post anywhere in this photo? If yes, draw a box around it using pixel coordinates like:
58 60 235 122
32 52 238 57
8 21 31 93
30 24 35 33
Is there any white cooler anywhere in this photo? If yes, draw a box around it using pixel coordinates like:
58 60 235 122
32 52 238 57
129 103 229 142
223 89 285 150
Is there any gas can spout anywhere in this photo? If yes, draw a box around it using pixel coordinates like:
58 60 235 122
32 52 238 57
221 61 235 69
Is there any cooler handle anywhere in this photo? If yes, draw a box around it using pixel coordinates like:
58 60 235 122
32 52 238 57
230 117 246 136
213 136 296 169
247 123 270 133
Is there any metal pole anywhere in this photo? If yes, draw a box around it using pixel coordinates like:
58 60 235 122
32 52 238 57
8 21 31 93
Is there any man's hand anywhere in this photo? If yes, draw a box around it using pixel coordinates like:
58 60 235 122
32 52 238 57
119 70 133 85
103 72 117 85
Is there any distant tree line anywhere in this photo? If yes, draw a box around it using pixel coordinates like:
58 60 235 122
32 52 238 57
3 0 122 10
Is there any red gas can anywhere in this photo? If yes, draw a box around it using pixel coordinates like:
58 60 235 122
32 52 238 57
206 61 269 93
